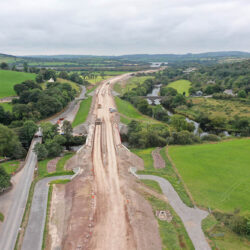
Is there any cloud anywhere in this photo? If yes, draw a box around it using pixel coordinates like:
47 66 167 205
0 0 250 55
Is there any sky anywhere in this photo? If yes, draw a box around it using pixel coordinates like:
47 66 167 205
0 0 250 56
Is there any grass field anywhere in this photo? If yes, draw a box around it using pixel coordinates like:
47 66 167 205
176 97 250 121
114 76 153 94
72 97 92 127
0 160 20 174
115 97 162 125
168 80 192 96
168 139 250 214
0 103 12 112
0 70 36 98
41 78 81 94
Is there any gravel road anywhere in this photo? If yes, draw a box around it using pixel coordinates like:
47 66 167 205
0 138 41 250
21 175 73 250
138 175 211 250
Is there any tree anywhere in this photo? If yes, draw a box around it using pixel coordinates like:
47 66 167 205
23 62 28 72
0 62 9 70
45 140 63 157
62 120 73 149
238 90 247 98
35 73 43 83
0 167 11 193
33 143 48 160
40 122 58 142
59 71 69 80
19 120 38 147
0 124 25 159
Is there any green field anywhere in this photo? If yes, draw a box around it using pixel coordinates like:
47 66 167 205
168 139 250 214
0 103 12 112
168 80 192 96
114 76 153 94
0 160 20 174
72 97 92 127
115 97 161 125
41 78 81 94
0 70 36 98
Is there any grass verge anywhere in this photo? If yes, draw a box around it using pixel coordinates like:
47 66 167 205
132 147 193 207
0 212 4 222
144 193 194 250
202 215 250 249
72 97 92 127
56 152 75 172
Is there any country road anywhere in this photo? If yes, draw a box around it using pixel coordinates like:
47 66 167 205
21 175 73 250
49 85 86 124
0 137 41 250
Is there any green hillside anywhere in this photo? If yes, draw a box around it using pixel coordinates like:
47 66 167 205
0 70 36 98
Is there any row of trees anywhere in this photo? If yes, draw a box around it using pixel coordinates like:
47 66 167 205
125 120 201 148
6 80 77 123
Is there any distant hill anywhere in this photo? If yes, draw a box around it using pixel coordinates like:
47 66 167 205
117 51 250 62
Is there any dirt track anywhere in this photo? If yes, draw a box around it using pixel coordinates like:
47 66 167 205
49 73 162 250
90 78 136 249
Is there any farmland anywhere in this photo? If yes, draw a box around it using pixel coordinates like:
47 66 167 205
176 97 250 120
0 70 36 98
167 80 192 96
168 139 250 214
114 76 153 94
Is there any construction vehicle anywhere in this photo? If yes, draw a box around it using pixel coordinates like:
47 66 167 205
95 118 102 125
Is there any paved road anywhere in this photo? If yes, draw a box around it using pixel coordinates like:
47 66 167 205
138 175 211 250
49 85 86 124
21 175 73 250
0 137 41 250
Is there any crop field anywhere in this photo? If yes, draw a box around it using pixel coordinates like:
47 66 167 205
0 103 12 112
168 139 250 214
0 70 36 98
176 97 250 120
72 97 92 127
168 80 192 96
115 97 162 125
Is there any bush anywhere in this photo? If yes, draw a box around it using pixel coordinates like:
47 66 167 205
201 134 220 142
0 167 11 193
169 131 200 145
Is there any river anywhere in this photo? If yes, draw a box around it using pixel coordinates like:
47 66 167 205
146 85 230 137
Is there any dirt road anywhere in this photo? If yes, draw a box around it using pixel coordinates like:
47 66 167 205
90 75 136 249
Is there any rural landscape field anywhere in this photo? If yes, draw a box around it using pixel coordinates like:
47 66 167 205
0 0 250 250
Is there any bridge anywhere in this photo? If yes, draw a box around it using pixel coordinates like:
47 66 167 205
140 96 165 101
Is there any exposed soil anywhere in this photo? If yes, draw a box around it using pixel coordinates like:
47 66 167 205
47 73 164 250
47 157 61 173
152 148 165 169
